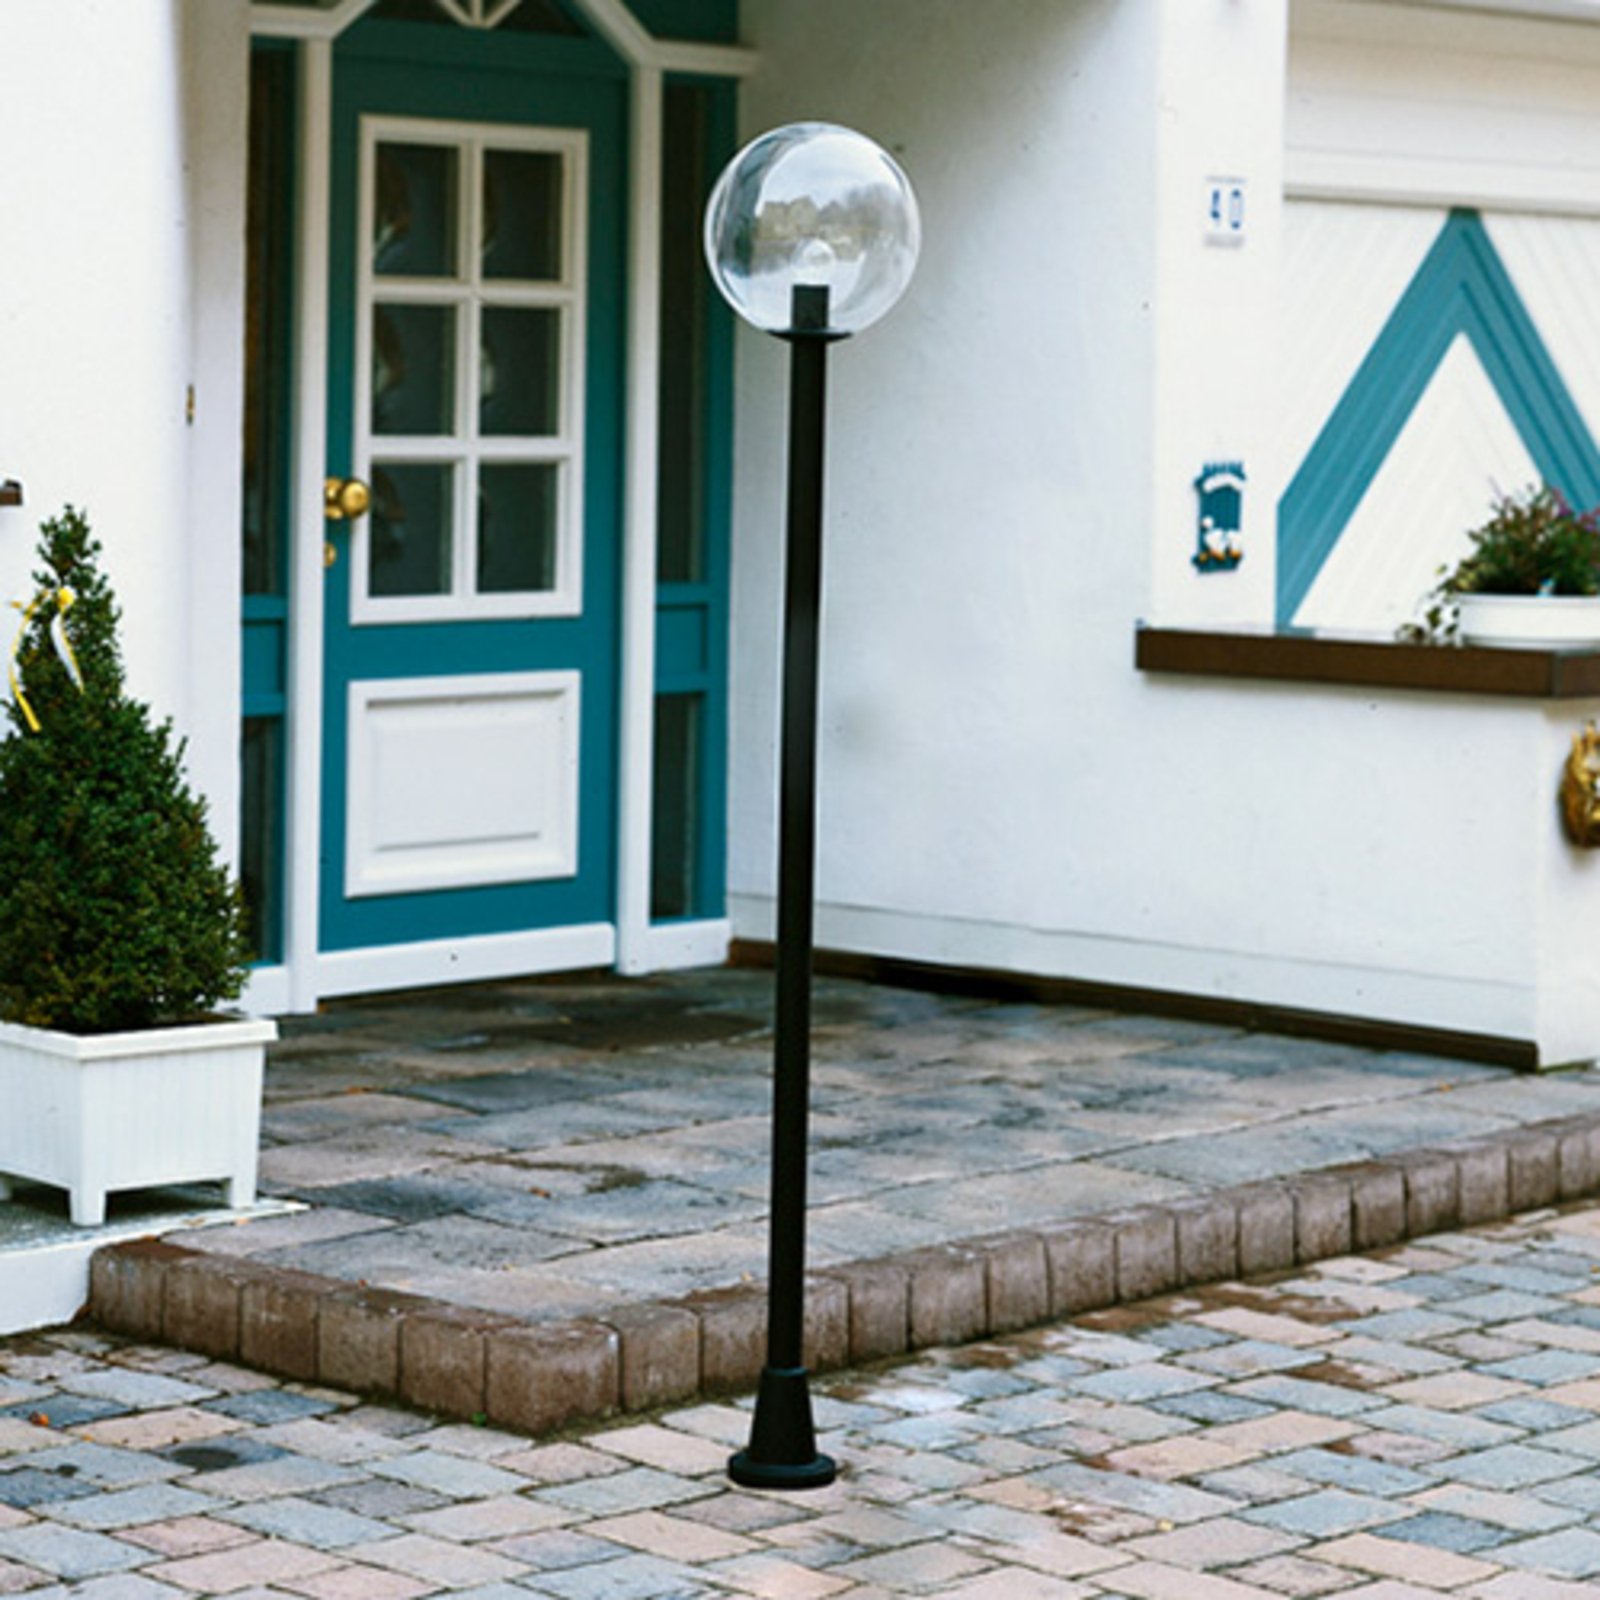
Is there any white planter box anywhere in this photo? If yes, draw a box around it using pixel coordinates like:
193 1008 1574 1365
0 1015 275 1227
1457 593 1600 650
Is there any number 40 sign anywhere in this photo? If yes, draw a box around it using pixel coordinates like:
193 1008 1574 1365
1204 177 1246 247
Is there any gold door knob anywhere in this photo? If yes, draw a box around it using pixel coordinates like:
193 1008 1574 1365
324 475 371 521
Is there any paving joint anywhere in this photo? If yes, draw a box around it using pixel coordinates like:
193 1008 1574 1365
85 1110 1600 1440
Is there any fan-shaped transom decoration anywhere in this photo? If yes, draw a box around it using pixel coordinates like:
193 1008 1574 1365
372 0 584 29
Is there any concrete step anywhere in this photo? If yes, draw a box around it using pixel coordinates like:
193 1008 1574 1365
0 1185 297 1336
83 1113 1600 1441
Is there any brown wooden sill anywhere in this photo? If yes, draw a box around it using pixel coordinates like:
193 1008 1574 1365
1136 624 1600 698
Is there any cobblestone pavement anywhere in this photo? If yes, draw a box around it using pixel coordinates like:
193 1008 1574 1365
12 1204 1600 1595
105 968 1600 1320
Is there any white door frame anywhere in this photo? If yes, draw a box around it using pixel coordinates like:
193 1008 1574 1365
244 0 755 1015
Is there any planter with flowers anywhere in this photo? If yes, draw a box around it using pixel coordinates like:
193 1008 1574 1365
1405 485 1600 648
0 508 270 1227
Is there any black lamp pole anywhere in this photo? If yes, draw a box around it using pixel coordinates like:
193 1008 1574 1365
729 283 842 1492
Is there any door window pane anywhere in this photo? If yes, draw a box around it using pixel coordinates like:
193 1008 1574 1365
372 304 457 435
483 149 564 280
651 694 701 919
499 1 586 33
478 464 558 592
371 463 454 596
240 716 284 961
244 49 295 598
357 122 582 617
369 0 447 19
374 143 458 277
480 307 560 436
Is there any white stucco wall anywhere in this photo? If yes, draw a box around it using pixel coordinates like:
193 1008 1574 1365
0 0 249 851
730 0 1163 942
727 0 1600 1062
181 0 253 858
1149 0 1285 628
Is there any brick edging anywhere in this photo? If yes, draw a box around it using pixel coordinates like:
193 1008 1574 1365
87 1112 1600 1437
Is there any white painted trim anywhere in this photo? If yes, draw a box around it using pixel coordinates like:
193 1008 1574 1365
250 0 378 40
631 917 732 971
615 63 663 978
1286 152 1600 217
317 921 616 996
564 0 654 63
343 668 582 896
0 1236 98 1336
242 964 292 1018
0 1016 277 1063
727 895 1537 1043
287 38 334 1016
352 118 588 624
1387 0 1600 22
653 40 758 76
1288 3 1600 213
1296 0 1600 53
249 0 759 74
0 1201 301 1338
257 907 709 1006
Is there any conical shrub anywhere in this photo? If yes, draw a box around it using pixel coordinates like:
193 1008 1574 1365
0 507 250 1032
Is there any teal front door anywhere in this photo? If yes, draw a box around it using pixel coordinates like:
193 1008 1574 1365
321 19 626 975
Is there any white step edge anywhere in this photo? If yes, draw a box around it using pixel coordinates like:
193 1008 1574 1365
0 1197 302 1337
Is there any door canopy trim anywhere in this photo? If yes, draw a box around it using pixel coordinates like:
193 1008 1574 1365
250 0 756 74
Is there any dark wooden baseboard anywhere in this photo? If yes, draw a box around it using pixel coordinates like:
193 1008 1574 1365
727 939 1539 1070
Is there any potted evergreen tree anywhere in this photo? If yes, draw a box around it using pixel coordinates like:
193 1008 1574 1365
0 508 273 1226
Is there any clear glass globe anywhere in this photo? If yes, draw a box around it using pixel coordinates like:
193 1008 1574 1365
703 123 921 336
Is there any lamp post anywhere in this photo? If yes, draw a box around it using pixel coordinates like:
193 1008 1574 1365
704 123 920 1491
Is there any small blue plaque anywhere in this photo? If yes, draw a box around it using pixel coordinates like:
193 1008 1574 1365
1193 461 1245 572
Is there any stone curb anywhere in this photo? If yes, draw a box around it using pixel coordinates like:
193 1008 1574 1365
86 1110 1600 1439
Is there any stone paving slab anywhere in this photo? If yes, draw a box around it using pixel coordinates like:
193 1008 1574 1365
18 968 1600 1438
13 1205 1600 1591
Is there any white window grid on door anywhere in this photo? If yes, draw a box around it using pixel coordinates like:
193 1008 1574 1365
352 115 589 623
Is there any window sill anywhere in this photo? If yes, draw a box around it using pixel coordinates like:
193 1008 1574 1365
1135 624 1600 698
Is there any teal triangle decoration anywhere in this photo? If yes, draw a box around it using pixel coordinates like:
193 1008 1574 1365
1277 209 1600 626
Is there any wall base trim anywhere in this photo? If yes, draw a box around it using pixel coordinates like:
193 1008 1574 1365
620 919 732 976
242 966 292 1019
247 919 724 1014
728 894 1536 1056
727 936 1539 1070
316 923 617 1002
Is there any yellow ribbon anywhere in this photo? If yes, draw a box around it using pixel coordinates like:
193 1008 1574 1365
50 589 84 693
9 587 84 734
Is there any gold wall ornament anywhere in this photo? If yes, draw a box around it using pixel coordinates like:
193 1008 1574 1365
1561 721 1600 848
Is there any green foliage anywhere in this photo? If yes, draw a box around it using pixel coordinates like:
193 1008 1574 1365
0 508 250 1033
1400 484 1600 643
1443 485 1600 598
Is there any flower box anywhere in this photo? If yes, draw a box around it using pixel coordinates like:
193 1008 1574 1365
0 1015 275 1227
1457 593 1600 651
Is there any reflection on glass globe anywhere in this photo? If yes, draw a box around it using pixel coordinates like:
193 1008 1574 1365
704 122 921 336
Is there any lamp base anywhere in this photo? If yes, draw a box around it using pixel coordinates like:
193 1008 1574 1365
728 1448 837 1490
727 1365 838 1491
